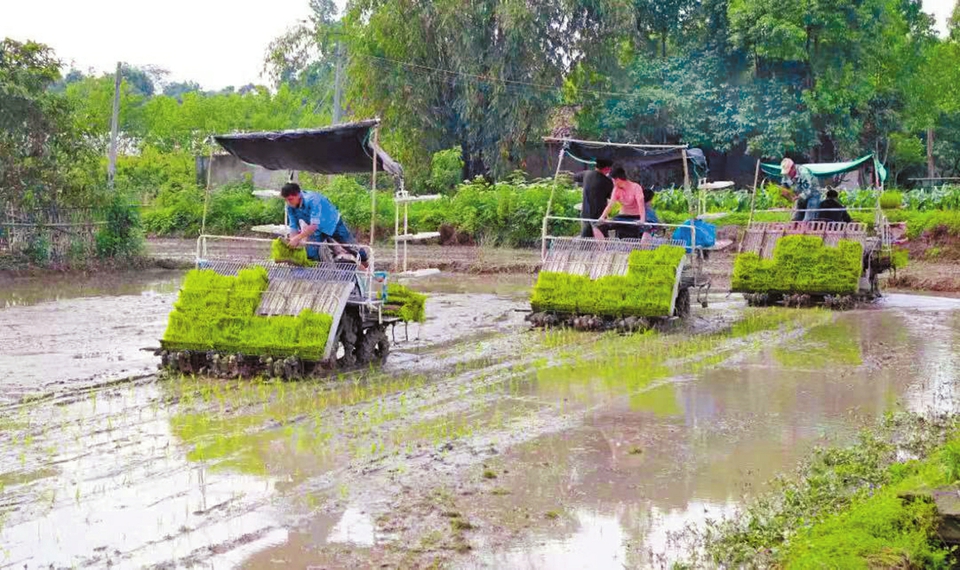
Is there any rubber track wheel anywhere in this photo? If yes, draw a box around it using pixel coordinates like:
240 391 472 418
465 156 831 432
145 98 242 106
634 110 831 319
357 327 390 366
336 312 360 369
675 287 691 318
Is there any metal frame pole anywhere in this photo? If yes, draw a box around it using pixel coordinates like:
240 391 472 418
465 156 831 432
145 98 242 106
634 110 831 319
371 128 379 248
394 184 400 271
543 147 566 260
200 143 214 237
741 159 762 254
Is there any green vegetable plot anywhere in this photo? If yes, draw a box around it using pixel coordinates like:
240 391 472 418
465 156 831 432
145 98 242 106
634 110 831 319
384 283 428 323
271 238 316 267
530 246 686 317
732 236 863 295
163 266 334 360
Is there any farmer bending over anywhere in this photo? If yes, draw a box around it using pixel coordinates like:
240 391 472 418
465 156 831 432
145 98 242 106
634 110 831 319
780 158 821 222
281 183 368 267
597 166 646 240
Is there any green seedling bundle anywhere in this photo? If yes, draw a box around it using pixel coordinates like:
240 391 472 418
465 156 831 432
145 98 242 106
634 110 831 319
271 238 316 267
732 236 863 295
164 267 334 360
384 283 428 323
531 246 686 318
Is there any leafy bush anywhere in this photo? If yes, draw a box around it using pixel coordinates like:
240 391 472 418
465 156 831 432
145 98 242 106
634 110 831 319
891 247 909 269
114 147 196 202
428 147 464 194
530 246 686 317
95 194 143 259
731 236 863 295
879 191 903 209
384 283 427 323
141 181 283 236
163 267 333 360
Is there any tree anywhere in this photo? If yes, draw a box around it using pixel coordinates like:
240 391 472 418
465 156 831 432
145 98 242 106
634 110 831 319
163 81 201 100
0 38 97 207
950 0 960 41
342 0 632 180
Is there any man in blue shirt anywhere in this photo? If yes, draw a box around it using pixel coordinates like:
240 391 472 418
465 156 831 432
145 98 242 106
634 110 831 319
281 183 368 265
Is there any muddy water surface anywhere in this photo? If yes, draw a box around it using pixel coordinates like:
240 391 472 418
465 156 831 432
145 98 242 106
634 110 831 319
2 275 960 569
0 270 183 404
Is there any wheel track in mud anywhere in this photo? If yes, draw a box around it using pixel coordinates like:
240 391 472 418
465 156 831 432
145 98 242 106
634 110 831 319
1 298 832 568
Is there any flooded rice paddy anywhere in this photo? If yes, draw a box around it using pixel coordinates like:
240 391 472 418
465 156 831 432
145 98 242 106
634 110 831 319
1 270 960 568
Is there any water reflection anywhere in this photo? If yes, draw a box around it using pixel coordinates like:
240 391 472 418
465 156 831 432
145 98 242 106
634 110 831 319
468 306 960 567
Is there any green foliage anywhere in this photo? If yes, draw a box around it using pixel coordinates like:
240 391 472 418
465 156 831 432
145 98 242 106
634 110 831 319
163 267 334 360
732 237 863 295
879 191 903 210
95 194 143 260
384 283 427 323
428 148 464 195
141 182 283 236
271 238 315 267
342 0 628 179
703 414 959 567
891 247 909 270
0 38 99 208
530 246 686 318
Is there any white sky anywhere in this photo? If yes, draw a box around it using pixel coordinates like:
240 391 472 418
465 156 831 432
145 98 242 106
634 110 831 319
0 0 955 90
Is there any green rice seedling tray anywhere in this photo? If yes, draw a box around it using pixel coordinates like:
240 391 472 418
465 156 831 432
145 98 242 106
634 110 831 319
271 238 316 267
530 245 687 318
163 267 334 361
732 236 863 295
383 283 428 323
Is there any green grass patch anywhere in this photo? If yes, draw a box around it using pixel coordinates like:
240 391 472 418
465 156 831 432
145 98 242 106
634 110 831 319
271 238 315 267
703 414 960 568
163 267 334 360
732 236 863 295
384 283 427 323
530 246 686 318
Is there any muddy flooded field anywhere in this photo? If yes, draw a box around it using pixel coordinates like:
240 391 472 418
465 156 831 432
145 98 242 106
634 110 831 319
2 269 960 569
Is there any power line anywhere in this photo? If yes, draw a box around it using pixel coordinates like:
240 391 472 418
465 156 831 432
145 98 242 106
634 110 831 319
349 52 635 101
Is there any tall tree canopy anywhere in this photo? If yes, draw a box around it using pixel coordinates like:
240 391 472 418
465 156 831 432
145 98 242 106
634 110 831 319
342 0 631 179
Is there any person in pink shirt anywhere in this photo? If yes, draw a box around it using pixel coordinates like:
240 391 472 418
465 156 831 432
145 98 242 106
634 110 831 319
596 166 646 239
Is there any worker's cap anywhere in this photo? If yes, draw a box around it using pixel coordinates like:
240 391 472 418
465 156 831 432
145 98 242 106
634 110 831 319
780 158 795 176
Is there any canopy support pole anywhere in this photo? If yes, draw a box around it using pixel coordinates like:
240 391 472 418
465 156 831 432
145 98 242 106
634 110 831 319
395 182 400 271
371 128 379 248
741 159 762 254
201 143 214 237
543 147 566 260
681 148 693 217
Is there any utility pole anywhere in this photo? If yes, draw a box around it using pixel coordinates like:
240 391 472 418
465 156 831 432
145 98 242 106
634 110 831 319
107 62 122 189
927 127 936 180
332 41 343 124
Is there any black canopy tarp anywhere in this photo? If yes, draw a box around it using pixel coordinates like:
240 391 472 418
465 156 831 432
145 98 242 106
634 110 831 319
214 119 403 177
546 138 707 173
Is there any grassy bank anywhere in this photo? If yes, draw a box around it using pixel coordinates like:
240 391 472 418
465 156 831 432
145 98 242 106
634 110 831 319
700 413 960 568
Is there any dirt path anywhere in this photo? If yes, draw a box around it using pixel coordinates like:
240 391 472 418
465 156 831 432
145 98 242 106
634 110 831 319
3 271 960 568
147 239 543 274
